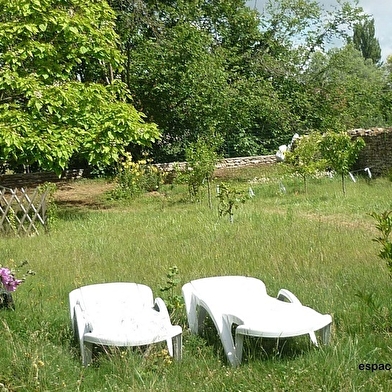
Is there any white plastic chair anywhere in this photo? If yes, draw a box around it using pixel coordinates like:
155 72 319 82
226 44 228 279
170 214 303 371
182 276 332 367
69 282 182 366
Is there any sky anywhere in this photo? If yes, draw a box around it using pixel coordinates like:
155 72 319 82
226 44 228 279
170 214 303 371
246 0 392 61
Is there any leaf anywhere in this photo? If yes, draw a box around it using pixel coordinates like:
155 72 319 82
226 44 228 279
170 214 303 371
35 101 43 111
69 26 79 34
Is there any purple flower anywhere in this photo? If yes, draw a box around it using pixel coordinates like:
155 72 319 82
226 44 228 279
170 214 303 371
0 267 22 292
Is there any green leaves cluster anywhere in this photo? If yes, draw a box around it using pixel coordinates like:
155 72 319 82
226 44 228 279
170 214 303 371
285 130 365 195
217 182 248 224
370 211 392 278
320 131 365 195
0 0 159 174
110 0 391 161
110 154 165 200
1 0 390 173
285 132 326 194
182 137 220 205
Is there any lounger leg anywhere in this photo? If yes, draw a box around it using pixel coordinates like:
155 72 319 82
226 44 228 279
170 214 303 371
320 323 331 345
220 321 241 367
309 331 318 347
81 341 93 366
195 306 207 334
233 331 244 366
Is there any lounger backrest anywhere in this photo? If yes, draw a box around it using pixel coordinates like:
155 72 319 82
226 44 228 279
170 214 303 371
191 276 268 303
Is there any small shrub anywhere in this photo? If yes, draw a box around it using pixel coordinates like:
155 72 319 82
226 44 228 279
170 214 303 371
370 210 392 277
320 131 365 196
159 266 183 322
181 137 220 207
38 182 58 231
110 154 166 200
284 131 326 194
216 182 248 223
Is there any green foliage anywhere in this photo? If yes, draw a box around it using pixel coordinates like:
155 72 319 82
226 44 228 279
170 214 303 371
2 168 392 389
370 210 392 277
37 182 58 232
216 182 248 223
0 0 160 174
320 131 365 195
304 45 387 131
110 154 165 200
159 265 183 322
352 18 381 64
126 22 228 160
107 0 387 161
182 137 220 205
285 132 326 194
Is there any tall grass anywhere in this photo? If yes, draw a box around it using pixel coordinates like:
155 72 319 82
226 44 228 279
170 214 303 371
1 165 392 391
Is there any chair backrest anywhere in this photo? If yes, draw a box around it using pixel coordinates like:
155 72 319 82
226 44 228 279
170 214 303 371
71 282 154 321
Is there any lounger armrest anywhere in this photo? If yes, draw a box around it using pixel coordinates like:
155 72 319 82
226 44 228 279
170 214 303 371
277 289 302 305
154 297 171 319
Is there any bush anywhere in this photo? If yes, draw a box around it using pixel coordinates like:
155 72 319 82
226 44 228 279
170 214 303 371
110 154 166 200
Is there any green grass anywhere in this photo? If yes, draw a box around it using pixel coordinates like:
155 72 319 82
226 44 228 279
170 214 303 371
1 165 392 391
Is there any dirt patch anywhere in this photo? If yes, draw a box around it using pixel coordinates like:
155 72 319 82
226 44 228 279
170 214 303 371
54 180 115 209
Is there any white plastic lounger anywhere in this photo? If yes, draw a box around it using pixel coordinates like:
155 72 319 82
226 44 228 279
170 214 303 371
69 282 182 366
182 276 332 367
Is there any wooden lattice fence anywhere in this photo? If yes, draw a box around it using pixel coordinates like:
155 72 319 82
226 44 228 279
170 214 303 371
0 186 49 235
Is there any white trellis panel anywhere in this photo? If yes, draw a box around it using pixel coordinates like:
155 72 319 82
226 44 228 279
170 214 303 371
0 187 48 235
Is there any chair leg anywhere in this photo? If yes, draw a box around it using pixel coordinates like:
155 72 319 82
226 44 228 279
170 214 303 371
81 341 93 366
172 333 182 360
166 337 174 357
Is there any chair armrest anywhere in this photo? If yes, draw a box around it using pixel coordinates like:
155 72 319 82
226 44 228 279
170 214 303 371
73 303 92 339
277 289 302 305
154 297 171 319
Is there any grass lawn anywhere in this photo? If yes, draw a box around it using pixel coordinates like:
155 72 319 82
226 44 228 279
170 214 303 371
1 164 392 391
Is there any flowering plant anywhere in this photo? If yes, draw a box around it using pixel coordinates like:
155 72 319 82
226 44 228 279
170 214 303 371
0 266 23 292
0 261 33 309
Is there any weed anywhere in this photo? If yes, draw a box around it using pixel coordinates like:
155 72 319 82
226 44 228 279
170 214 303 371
160 266 183 323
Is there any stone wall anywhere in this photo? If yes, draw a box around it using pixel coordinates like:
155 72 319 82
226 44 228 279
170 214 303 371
0 157 277 188
1 126 392 188
349 128 392 175
155 155 277 172
0 169 86 189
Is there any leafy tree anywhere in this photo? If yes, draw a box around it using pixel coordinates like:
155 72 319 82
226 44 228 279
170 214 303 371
319 131 365 196
127 22 228 161
380 56 392 125
285 132 326 194
352 18 381 64
0 0 160 174
303 45 387 131
182 136 221 207
108 0 378 162
110 0 274 159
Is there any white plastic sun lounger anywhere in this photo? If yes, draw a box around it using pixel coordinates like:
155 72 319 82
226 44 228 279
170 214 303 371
69 282 182 366
182 276 332 366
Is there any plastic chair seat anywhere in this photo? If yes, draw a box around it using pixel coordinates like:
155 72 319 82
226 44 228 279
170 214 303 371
69 282 182 365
